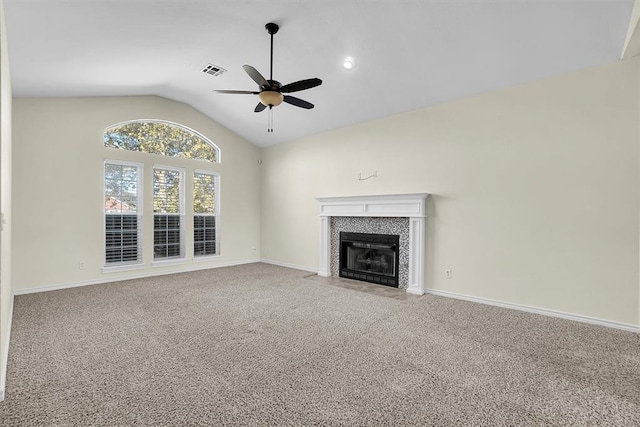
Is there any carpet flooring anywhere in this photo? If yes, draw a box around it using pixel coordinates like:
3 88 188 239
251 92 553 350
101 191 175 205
0 263 638 426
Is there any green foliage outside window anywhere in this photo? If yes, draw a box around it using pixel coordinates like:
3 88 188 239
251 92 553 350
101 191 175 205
105 163 139 213
194 173 216 214
153 169 182 214
104 121 218 163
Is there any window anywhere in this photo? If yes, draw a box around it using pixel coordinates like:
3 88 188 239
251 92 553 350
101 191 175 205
193 172 219 257
104 161 142 265
104 120 220 163
103 120 221 270
153 167 184 260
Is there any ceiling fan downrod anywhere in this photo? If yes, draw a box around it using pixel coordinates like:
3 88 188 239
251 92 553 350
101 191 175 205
265 22 279 82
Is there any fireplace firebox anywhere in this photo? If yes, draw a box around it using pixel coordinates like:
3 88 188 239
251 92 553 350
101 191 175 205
339 232 400 287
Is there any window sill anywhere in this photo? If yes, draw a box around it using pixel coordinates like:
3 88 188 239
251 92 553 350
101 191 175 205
193 254 221 263
152 258 188 268
102 263 145 274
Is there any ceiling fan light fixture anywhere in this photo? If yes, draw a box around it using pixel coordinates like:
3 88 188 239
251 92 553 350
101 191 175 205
259 91 284 107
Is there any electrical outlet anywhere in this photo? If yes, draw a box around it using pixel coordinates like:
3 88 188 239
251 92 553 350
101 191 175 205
445 269 452 279
79 261 86 270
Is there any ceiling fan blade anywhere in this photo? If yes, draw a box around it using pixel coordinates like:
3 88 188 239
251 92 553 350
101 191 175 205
243 65 269 88
281 78 322 93
214 90 259 94
283 95 314 109
254 102 267 113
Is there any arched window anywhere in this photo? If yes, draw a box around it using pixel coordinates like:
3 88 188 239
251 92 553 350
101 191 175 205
104 120 220 163
103 120 220 270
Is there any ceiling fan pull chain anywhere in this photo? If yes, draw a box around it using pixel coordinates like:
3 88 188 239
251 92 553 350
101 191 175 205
268 106 274 133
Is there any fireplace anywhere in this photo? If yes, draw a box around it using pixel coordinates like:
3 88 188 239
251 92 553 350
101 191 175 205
339 232 400 287
316 193 430 295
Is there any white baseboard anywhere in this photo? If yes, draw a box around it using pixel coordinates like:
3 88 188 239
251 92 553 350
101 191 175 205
425 288 639 333
0 293 14 402
13 258 262 296
260 259 318 274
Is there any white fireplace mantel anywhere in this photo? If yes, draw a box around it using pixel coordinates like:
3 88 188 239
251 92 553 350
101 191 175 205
316 193 430 295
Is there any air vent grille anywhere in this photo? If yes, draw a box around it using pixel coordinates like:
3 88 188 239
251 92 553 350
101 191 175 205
201 64 226 77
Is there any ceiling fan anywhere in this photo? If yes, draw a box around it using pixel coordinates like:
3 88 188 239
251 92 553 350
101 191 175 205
214 22 322 132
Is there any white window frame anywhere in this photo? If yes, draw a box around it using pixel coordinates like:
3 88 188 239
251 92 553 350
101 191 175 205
193 170 221 260
102 159 144 273
152 165 186 266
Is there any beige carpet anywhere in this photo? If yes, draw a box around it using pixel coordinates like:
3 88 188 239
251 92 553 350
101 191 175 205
0 263 638 426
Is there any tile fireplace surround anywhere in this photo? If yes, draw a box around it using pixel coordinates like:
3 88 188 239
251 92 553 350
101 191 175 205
316 193 430 295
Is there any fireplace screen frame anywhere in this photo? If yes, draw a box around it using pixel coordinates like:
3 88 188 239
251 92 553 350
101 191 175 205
339 231 400 287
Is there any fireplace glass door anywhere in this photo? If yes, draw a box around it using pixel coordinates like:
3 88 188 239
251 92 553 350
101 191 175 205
339 232 400 287
346 242 396 277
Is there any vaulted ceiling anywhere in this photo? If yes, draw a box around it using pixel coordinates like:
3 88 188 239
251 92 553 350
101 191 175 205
3 1 635 147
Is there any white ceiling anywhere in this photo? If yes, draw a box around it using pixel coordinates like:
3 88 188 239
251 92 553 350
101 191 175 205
3 0 634 147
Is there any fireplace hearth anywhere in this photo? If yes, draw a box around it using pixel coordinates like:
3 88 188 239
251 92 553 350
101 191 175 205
339 232 400 287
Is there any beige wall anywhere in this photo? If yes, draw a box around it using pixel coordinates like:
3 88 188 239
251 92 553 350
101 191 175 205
12 96 261 291
0 0 12 398
261 59 640 327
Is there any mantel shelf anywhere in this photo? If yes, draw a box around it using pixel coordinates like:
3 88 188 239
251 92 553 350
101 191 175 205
316 193 430 218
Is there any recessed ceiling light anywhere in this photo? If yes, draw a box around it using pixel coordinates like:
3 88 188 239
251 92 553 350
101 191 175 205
343 57 355 70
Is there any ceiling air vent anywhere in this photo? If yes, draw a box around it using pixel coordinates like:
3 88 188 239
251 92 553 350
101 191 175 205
201 64 227 77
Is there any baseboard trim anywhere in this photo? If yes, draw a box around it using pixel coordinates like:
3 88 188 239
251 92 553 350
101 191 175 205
0 293 15 402
425 288 639 333
13 259 262 296
260 259 318 274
